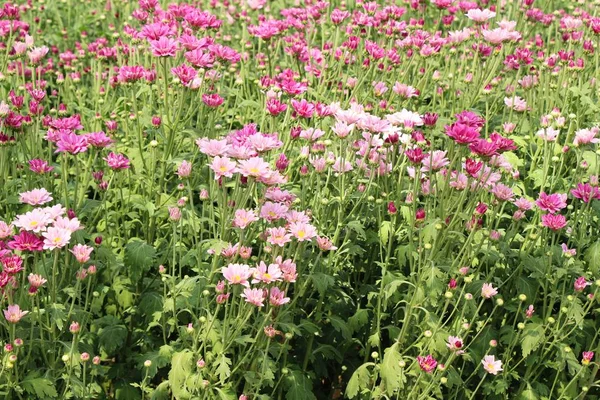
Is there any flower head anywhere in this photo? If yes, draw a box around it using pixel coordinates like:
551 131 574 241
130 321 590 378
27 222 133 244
482 355 503 375
4 305 28 324
19 188 53 206
481 283 498 298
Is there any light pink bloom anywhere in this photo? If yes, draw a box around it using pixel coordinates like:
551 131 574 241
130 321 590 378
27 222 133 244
42 227 72 250
447 336 465 354
252 261 282 284
277 257 297 282
4 304 28 324
241 288 266 307
0 221 13 239
536 127 560 141
210 156 237 179
482 355 503 375
27 46 49 64
269 287 290 306
573 128 600 146
504 96 527 112
331 121 354 138
19 188 53 206
28 273 47 288
13 209 53 233
525 304 534 318
490 183 514 201
482 28 512 44
260 202 289 222
466 8 496 23
233 209 258 229
222 263 252 287
196 138 230 156
417 355 437 373
177 161 192 178
288 222 318 242
561 243 577 257
70 244 93 263
481 283 498 298
514 198 533 210
53 216 83 232
238 157 271 178
333 157 353 173
421 151 449 172
265 227 292 247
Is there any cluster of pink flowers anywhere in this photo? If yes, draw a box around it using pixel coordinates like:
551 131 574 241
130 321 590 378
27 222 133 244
221 257 297 308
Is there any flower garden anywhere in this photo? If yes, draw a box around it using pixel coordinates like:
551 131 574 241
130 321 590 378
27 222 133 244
1 0 600 398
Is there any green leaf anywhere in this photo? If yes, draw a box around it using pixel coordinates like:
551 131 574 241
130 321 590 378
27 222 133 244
329 315 351 340
310 273 335 295
124 240 156 281
348 309 369 333
521 323 545 357
346 363 375 399
585 241 600 275
169 350 194 399
216 354 232 383
99 324 128 355
346 220 366 240
284 369 317 400
379 221 392 244
21 373 58 399
380 343 406 395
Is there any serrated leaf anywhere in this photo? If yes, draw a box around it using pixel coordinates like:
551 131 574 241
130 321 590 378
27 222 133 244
169 350 194 399
124 240 156 281
380 343 405 394
216 354 232 383
521 323 545 357
284 369 317 400
21 374 58 399
99 324 128 355
346 363 375 399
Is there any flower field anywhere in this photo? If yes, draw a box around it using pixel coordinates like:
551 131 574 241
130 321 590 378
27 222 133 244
1 0 600 398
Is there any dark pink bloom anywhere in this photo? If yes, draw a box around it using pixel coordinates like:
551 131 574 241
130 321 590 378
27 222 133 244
541 214 567 231
104 152 130 170
574 276 591 292
571 183 600 203
536 192 567 214
445 123 480 144
28 159 53 174
149 37 178 57
55 131 89 154
291 99 315 119
417 355 437 373
7 232 44 252
202 94 224 108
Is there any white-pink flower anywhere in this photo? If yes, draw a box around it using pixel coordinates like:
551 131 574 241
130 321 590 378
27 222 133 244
222 263 252 287
481 283 498 299
42 227 72 250
19 188 53 206
482 355 503 375
466 8 496 23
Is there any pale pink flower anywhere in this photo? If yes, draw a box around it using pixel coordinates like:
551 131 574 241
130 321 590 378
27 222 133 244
27 46 49 64
28 273 47 288
482 355 503 375
13 209 53 233
42 204 67 220
269 287 290 306
4 304 28 324
481 283 498 298
490 183 514 201
241 288 266 307
196 138 230 156
19 188 53 206
536 127 560 141
299 128 325 141
331 121 354 138
447 336 465 354
238 157 271 178
0 221 13 239
514 198 533 210
504 96 527 112
70 244 93 263
573 128 600 146
316 236 338 251
222 263 252 287
421 151 449 172
482 28 512 44
42 227 72 250
260 202 289 222
286 210 311 224
177 161 192 178
252 261 282 284
466 8 496 23
289 222 318 242
265 227 292 247
233 209 258 229
53 216 83 232
210 156 237 179
277 257 297 282
333 157 353 173
386 109 423 127
561 243 577 257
